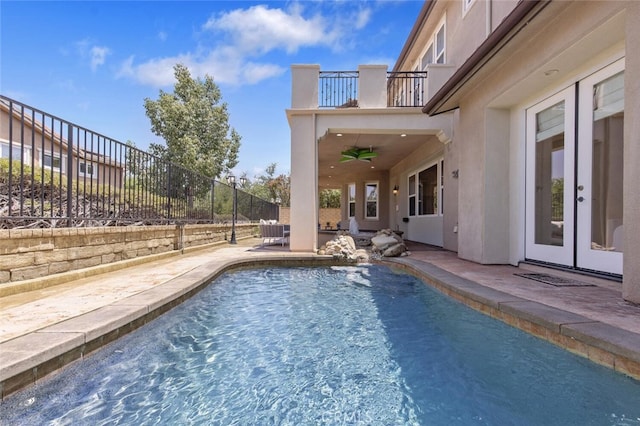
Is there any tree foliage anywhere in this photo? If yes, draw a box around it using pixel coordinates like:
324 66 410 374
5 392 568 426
244 163 291 207
319 189 341 208
144 64 240 179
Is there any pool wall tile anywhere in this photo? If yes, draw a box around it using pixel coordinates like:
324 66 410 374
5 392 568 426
0 332 85 382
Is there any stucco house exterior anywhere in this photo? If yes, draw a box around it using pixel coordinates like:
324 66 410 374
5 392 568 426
1 99 124 188
287 0 640 304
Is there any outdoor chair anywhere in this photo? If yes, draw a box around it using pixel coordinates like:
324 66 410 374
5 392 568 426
260 223 290 246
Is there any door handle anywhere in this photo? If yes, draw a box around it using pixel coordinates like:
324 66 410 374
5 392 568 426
577 196 585 202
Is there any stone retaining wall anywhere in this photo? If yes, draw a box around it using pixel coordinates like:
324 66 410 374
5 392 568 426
0 224 256 284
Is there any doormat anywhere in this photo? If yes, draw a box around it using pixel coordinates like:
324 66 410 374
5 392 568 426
514 273 596 287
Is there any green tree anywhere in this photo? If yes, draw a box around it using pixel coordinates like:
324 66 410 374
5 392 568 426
319 189 341 208
144 63 240 179
246 163 291 207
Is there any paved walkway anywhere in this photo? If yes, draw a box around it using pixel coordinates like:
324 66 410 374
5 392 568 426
1 238 639 399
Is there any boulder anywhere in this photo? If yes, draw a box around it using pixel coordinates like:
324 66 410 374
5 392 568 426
383 243 407 257
370 235 397 252
371 229 409 257
321 234 369 263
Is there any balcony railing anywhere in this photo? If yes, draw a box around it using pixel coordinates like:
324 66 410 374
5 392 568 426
319 71 359 108
387 71 427 107
0 96 279 228
318 70 427 108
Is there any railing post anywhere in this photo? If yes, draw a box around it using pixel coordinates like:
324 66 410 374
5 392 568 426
211 179 215 221
167 163 172 219
67 124 74 227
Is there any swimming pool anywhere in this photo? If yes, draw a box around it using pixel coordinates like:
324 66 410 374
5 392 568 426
2 264 640 424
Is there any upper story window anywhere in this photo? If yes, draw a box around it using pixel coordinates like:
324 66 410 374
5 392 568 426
435 25 445 64
463 0 476 14
365 182 378 220
420 18 446 69
348 183 356 217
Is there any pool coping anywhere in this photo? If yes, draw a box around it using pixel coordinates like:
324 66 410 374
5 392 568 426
0 252 343 399
1 253 639 399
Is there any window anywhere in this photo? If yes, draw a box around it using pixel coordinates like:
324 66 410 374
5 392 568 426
435 25 445 64
409 160 444 216
419 19 445 69
408 174 416 216
421 44 433 70
79 161 97 178
1 141 31 163
365 182 378 220
463 0 476 14
43 153 62 170
348 183 356 217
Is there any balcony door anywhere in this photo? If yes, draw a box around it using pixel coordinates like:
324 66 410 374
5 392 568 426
525 59 624 276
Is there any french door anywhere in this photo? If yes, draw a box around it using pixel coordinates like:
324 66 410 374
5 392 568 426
525 59 624 275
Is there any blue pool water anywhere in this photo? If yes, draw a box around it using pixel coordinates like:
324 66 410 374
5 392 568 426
2 265 640 425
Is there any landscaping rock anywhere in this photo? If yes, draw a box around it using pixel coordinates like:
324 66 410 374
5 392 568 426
371 229 409 257
321 234 369 263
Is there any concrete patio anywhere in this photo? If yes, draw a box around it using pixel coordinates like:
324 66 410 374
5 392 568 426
1 238 639 399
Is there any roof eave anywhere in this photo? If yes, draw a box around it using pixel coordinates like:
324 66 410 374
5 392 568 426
422 0 552 116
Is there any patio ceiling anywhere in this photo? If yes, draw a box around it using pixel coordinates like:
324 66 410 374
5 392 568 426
317 130 436 189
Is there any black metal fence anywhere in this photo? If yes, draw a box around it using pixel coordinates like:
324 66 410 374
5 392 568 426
318 70 428 108
319 71 359 108
387 71 427 107
0 95 278 228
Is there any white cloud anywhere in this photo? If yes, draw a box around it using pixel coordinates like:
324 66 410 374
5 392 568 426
117 3 372 88
354 8 372 30
73 39 111 71
117 55 189 87
203 4 334 54
90 46 110 71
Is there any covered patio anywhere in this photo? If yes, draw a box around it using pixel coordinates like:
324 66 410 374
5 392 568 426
287 64 453 253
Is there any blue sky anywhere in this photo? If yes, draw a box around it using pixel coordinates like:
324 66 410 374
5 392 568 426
1 1 423 179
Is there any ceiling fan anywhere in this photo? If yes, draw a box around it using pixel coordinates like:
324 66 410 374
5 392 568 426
340 146 378 162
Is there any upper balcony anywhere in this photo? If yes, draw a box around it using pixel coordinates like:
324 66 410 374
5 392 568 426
291 64 455 110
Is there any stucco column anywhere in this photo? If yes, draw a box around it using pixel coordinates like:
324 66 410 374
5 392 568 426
623 2 640 303
291 65 320 109
358 65 387 108
289 114 318 252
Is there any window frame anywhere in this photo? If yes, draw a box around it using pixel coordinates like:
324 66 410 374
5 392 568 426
462 0 476 15
418 17 446 69
348 183 356 218
408 158 444 217
78 160 97 178
364 181 379 220
42 151 63 172
0 140 31 164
